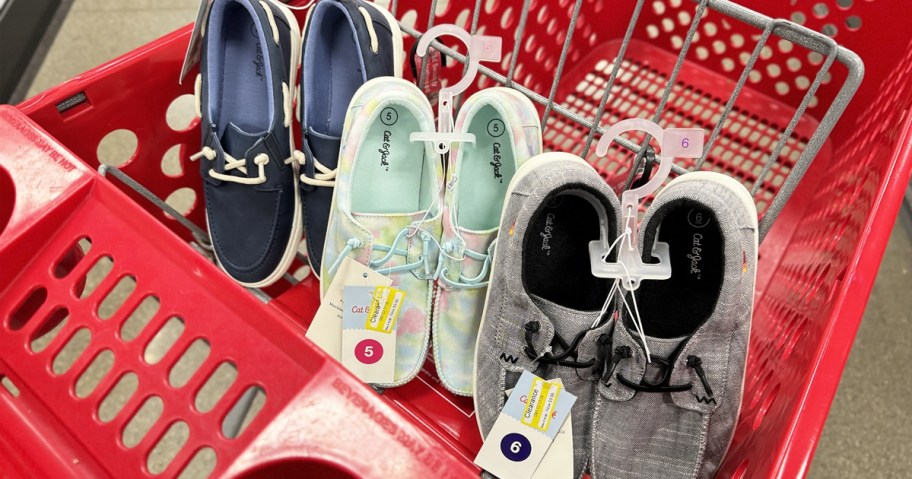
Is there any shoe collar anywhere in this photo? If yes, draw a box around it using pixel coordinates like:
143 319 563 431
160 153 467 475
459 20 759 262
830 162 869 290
449 88 542 175
301 0 372 128
507 181 617 302
340 92 439 219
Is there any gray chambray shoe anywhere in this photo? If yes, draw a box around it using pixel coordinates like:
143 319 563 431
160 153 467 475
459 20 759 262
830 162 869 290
473 152 621 479
590 171 758 479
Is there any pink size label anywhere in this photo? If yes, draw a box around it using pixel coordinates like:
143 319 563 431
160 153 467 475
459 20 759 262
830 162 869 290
355 339 383 365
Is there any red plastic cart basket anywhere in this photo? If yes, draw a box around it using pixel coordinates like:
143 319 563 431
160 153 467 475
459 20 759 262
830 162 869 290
3 0 912 478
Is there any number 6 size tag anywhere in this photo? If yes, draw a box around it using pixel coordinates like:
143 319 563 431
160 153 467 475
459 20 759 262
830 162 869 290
474 371 577 479
341 285 403 384
663 128 704 158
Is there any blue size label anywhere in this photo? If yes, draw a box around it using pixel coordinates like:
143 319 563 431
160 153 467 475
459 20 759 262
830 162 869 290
500 433 532 462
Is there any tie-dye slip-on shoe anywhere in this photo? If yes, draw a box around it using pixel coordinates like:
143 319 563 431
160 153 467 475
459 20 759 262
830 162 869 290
320 77 442 387
432 87 542 396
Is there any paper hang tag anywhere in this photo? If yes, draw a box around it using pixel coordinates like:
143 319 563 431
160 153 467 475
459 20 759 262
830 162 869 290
532 409 573 479
340 285 405 384
505 380 575 479
180 0 213 84
306 258 391 360
474 371 577 479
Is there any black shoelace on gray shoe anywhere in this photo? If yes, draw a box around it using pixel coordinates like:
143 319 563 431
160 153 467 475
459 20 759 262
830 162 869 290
523 321 596 369
598 341 715 399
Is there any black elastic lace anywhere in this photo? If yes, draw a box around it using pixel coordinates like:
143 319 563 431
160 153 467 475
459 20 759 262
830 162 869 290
616 354 694 392
591 333 614 376
601 346 715 400
600 345 632 386
686 355 714 398
523 321 595 369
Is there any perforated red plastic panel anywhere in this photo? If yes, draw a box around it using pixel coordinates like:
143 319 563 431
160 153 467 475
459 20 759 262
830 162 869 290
4 0 912 478
0 106 479 479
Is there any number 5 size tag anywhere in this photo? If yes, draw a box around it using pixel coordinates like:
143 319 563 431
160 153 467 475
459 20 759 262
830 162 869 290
307 258 391 360
474 371 577 479
340 285 404 384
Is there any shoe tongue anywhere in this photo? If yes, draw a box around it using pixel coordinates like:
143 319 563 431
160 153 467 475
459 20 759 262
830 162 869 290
531 295 600 341
635 334 685 385
640 334 686 358
306 127 342 169
455 226 498 258
221 123 265 158
352 211 428 239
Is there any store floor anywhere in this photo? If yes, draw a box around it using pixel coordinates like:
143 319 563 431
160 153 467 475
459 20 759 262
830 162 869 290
20 0 912 477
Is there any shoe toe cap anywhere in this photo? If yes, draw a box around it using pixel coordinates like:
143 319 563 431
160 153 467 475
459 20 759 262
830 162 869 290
206 183 296 284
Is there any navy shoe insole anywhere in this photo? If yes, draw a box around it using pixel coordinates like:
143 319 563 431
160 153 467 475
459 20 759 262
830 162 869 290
219 7 271 139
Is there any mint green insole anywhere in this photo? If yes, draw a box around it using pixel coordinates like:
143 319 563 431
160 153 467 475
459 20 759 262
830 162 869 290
456 105 517 231
351 106 429 214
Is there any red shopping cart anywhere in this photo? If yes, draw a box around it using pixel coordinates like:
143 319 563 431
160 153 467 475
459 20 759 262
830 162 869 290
2 0 912 477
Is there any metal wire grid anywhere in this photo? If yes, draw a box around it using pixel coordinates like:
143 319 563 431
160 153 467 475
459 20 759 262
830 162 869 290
103 0 862 290
392 0 863 241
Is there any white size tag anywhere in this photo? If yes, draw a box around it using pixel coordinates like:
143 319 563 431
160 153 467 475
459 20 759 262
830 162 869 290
340 285 404 384
532 385 573 479
180 0 213 83
306 258 391 360
505 381 575 479
474 371 577 479
663 128 705 158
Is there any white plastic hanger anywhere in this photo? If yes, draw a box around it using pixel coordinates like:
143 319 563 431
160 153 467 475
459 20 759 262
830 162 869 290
590 118 704 290
409 24 502 154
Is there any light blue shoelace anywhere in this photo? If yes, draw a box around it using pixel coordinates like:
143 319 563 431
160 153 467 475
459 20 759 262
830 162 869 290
435 238 497 290
327 227 434 277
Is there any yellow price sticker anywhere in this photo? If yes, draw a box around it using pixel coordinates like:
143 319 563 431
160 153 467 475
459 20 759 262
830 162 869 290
364 286 405 334
521 378 561 432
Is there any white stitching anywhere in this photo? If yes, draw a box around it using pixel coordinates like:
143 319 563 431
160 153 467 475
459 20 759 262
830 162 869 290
200 1 213 38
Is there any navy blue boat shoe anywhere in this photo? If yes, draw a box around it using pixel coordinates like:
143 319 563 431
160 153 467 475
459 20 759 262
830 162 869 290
296 0 403 277
193 0 302 287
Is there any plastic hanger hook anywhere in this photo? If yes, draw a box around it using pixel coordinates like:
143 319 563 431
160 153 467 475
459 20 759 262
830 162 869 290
410 24 502 154
590 119 703 290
